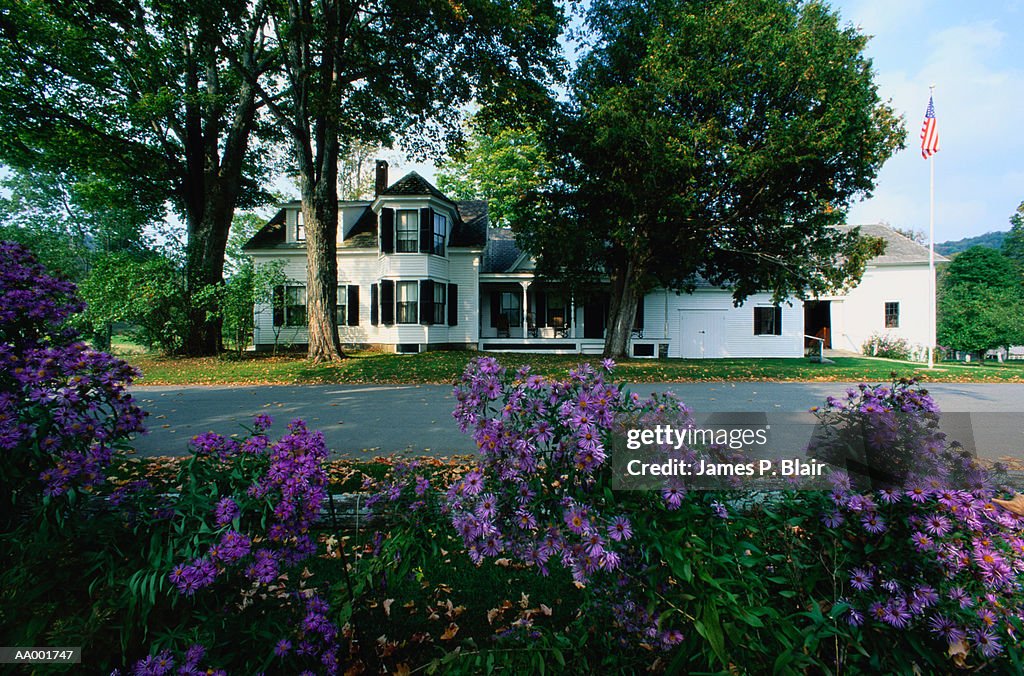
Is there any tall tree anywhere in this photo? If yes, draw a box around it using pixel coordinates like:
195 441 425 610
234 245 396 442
1002 201 1024 269
242 0 563 362
437 121 554 229
514 0 902 357
0 0 277 354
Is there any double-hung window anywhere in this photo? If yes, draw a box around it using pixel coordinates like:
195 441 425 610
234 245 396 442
433 213 447 255
753 306 782 336
501 292 522 328
336 285 347 326
396 210 418 253
433 283 446 325
273 285 307 327
396 281 418 324
884 302 900 328
296 210 306 242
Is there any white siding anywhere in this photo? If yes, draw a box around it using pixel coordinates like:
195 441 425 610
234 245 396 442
827 264 933 355
662 290 803 358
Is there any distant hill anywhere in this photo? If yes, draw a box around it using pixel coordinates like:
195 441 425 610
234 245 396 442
935 231 1007 256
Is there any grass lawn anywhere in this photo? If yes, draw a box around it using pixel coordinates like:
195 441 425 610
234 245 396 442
125 349 1024 385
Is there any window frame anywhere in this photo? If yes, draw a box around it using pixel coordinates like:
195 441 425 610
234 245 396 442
884 301 900 329
432 282 446 325
396 281 419 324
284 285 306 327
501 291 522 328
336 285 347 326
395 210 419 253
753 305 782 336
432 212 447 256
296 210 306 242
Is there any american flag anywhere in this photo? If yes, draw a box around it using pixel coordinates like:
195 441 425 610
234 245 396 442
920 95 939 159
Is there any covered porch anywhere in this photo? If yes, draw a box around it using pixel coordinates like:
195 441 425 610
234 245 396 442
478 276 609 353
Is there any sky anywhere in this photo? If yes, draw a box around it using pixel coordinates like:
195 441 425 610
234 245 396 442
832 0 1024 240
388 1 1024 243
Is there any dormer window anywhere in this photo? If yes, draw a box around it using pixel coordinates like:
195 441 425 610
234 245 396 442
433 213 447 256
296 210 306 241
396 210 418 253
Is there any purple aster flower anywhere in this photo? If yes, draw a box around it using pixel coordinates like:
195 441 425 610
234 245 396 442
973 628 1003 658
710 501 728 519
274 639 292 656
861 513 886 534
607 516 633 541
213 497 240 527
849 568 874 591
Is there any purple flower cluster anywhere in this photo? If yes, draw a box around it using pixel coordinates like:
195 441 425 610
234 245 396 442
820 380 1024 664
127 643 224 676
428 357 692 646
168 417 329 596
0 242 146 501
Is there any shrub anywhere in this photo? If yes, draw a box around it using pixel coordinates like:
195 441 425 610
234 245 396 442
362 357 1024 672
862 332 913 360
0 241 146 526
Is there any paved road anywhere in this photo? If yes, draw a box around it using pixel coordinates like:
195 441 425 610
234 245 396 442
130 382 1024 460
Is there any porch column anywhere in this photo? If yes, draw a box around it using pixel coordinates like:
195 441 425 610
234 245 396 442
570 294 576 339
519 281 529 336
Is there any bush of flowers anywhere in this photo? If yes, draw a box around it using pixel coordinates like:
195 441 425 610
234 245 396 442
364 357 1024 672
114 416 346 674
812 380 1024 669
0 241 146 527
862 332 914 360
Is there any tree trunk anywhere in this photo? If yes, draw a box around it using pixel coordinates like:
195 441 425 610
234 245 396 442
183 190 233 355
301 166 345 363
603 259 642 359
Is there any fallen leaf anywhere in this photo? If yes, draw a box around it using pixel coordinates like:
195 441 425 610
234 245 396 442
383 598 394 617
440 623 459 641
993 494 1024 516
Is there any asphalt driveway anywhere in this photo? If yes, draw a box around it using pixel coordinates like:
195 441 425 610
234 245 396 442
130 382 1024 461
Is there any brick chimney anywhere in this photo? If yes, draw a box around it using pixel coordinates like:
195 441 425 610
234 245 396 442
374 159 389 195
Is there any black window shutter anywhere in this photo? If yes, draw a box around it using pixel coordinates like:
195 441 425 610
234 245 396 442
448 283 458 326
535 290 547 327
490 291 499 327
347 285 359 326
775 306 783 335
380 208 394 253
419 208 432 253
381 280 395 325
634 295 645 330
273 285 284 326
370 284 379 326
420 279 434 324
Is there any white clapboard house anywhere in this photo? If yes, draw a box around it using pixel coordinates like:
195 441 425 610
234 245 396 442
244 162 943 358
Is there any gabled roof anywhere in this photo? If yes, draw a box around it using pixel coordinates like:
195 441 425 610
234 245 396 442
452 200 488 247
241 208 287 250
482 227 521 272
838 223 950 265
242 198 488 251
379 171 452 202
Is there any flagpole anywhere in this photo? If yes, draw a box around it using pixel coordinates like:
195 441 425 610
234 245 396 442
928 152 935 369
927 85 936 370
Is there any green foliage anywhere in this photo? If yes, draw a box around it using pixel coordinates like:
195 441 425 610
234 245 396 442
938 245 1024 355
943 245 1021 289
79 251 194 354
437 121 553 229
510 0 903 355
1002 201 1024 268
220 259 287 355
938 283 1024 356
